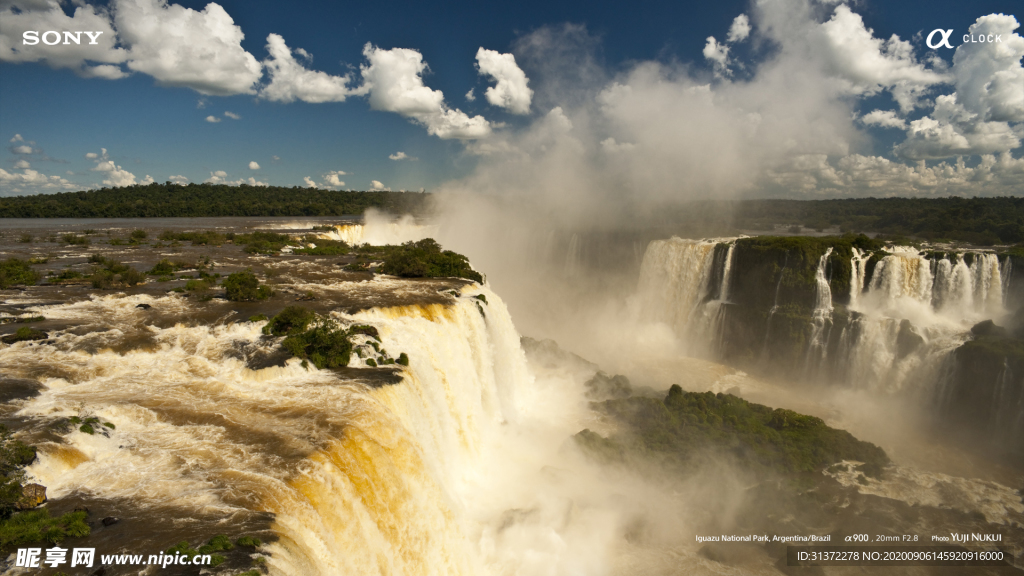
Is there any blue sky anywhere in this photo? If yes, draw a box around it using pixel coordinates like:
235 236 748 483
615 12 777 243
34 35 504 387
0 0 1021 197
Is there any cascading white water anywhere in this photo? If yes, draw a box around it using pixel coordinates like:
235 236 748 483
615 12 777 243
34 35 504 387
4 287 584 576
636 240 1011 394
849 248 870 308
1001 256 1014 308
805 248 833 373
635 237 736 355
315 212 436 246
564 233 583 278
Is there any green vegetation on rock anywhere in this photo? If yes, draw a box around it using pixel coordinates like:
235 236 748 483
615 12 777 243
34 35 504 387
293 237 351 256
1 327 47 344
345 239 482 283
0 259 40 289
0 509 90 547
88 255 146 289
282 316 352 370
577 386 889 479
223 270 272 301
233 231 292 255
0 425 87 548
262 306 316 336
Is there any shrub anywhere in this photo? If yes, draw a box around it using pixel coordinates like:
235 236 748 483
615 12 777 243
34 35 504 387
348 324 380 340
236 535 262 547
53 269 83 282
397 353 409 366
223 270 272 301
263 306 315 336
0 259 40 289
0 510 90 546
1 327 47 344
61 234 88 246
88 256 146 289
130 229 147 240
148 259 178 275
159 231 227 246
1 424 35 514
234 231 292 255
293 237 350 256
282 316 352 369
377 239 483 283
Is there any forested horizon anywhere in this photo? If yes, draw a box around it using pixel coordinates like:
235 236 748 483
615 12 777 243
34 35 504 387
0 183 430 218
2 185 1022 245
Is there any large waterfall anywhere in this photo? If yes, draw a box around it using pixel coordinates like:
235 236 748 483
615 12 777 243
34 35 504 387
5 286 569 575
635 237 1021 457
636 238 737 357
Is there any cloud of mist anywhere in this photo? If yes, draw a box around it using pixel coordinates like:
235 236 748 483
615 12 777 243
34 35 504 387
427 0 1022 352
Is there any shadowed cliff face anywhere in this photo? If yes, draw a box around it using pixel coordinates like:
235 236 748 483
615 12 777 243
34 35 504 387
636 235 1023 465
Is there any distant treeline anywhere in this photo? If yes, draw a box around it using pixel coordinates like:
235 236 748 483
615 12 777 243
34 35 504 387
732 197 1024 245
2 187 1021 245
0 184 429 218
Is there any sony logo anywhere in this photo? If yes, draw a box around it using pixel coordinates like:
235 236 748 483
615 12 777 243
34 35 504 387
22 31 104 46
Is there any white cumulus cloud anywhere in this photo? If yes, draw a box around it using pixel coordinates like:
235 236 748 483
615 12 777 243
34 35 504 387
813 4 949 111
303 176 317 188
260 33 364 103
702 36 730 76
114 0 262 96
206 170 267 186
224 111 241 119
361 43 491 139
475 48 533 114
205 115 221 123
370 180 388 190
323 171 346 188
249 161 260 170
0 167 78 194
727 14 751 43
860 109 906 129
89 148 137 187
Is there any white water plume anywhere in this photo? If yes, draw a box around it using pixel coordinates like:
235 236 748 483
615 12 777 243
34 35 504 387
314 209 435 246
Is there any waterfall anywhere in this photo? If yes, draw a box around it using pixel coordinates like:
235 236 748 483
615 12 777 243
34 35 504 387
266 292 530 575
635 237 736 355
805 248 833 374
761 254 788 361
849 247 870 307
9 287 546 576
314 213 436 246
564 233 582 278
1002 256 1014 308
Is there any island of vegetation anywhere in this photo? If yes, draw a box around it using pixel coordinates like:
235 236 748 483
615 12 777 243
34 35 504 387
576 383 889 482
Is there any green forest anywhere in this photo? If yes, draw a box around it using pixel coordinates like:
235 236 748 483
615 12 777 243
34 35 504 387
730 197 1024 245
0 184 429 218
2 186 1022 245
